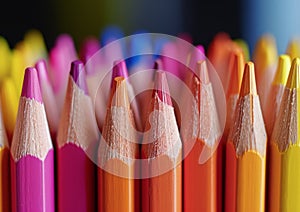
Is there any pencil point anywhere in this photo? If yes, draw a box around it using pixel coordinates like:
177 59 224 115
227 50 244 95
154 58 164 71
21 67 43 103
35 59 50 83
286 38 300 59
111 77 130 108
240 62 257 96
273 54 291 86
153 70 172 106
286 57 300 89
112 60 128 81
253 34 277 71
196 60 210 84
70 60 88 94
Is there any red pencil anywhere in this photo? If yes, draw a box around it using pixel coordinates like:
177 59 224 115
182 60 221 211
10 67 54 212
141 70 182 212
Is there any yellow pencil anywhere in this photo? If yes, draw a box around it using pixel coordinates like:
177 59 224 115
269 57 300 212
252 34 278 109
264 54 291 137
225 62 267 212
0 78 18 142
286 38 300 60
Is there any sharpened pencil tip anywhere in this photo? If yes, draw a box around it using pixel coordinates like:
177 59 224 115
112 60 128 82
154 58 164 71
273 54 291 86
21 67 43 103
111 76 130 108
240 62 257 96
70 60 88 94
196 60 210 84
153 70 172 106
286 58 300 89
227 50 244 95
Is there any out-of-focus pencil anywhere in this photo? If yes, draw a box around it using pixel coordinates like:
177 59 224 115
264 54 291 137
252 34 278 108
35 59 59 139
0 78 18 142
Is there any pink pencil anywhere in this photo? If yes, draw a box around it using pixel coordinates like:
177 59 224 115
57 60 99 211
35 59 59 139
10 67 54 212
48 34 77 114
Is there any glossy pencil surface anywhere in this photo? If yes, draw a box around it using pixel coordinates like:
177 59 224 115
98 76 138 212
10 67 54 212
269 58 300 212
225 62 267 212
182 60 221 211
57 60 99 212
0 100 10 212
142 71 182 212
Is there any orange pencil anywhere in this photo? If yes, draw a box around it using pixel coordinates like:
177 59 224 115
225 62 267 212
141 70 182 212
182 60 221 211
98 76 138 212
225 50 245 136
0 100 10 212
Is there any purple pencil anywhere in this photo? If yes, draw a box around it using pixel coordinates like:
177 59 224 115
10 67 55 212
57 60 99 211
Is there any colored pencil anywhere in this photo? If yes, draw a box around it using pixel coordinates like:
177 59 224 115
225 50 245 136
210 49 244 212
0 100 10 212
182 60 221 211
35 59 59 139
48 34 77 114
10 47 26 96
98 76 138 212
141 70 182 212
286 38 300 59
0 77 18 142
0 36 11 80
268 57 300 212
207 32 238 91
57 60 99 211
252 34 278 109
263 54 291 137
225 62 267 212
10 67 54 212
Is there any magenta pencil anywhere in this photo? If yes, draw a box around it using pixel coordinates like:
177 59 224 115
79 37 101 64
48 34 77 114
10 67 54 212
35 59 59 139
57 60 99 211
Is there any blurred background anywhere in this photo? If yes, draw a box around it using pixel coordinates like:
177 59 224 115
1 0 300 54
